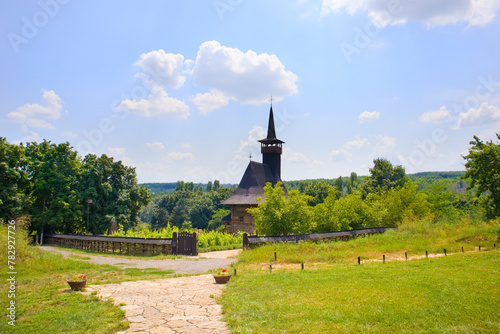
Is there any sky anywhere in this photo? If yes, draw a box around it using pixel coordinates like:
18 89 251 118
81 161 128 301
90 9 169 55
1 0 500 184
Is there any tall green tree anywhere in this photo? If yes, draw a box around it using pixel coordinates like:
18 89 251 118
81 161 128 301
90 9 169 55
25 141 82 234
0 138 28 222
463 133 500 218
248 182 312 236
79 154 150 234
361 158 408 197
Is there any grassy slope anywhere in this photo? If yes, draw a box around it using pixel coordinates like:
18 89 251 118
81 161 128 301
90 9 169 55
0 224 174 333
221 219 500 333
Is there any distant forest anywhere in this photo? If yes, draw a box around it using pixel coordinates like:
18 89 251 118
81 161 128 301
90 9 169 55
142 171 466 195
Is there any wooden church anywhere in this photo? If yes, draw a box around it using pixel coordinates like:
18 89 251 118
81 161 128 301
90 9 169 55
221 105 285 234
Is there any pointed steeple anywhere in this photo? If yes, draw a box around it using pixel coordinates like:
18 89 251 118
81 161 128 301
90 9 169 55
259 104 284 179
259 106 284 145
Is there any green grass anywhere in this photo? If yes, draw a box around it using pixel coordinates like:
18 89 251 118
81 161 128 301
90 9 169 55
221 252 500 333
0 224 175 333
238 218 500 265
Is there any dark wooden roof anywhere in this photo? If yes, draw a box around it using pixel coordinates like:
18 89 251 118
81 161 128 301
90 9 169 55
258 106 284 145
221 161 283 205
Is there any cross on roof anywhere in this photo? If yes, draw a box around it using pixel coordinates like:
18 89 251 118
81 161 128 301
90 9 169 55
268 95 275 106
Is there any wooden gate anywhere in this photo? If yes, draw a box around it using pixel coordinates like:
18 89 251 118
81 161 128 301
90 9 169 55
172 231 198 256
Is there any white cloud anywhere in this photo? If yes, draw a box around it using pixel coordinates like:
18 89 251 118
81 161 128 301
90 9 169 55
455 102 500 128
181 143 192 149
321 0 500 27
420 106 452 123
359 110 380 123
168 152 195 161
192 89 230 114
283 147 310 163
192 41 298 105
374 135 396 153
330 148 351 161
345 135 370 149
238 125 266 153
7 89 64 129
146 142 165 150
117 87 190 119
108 147 135 166
134 50 186 88
11 131 40 145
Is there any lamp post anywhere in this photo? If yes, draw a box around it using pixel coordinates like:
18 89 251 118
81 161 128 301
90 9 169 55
86 199 93 233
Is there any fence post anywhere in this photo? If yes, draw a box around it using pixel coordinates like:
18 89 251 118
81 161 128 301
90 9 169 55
444 248 447 256
172 231 177 255
426 250 428 258
405 252 407 261
274 252 277 261
462 246 464 253
243 233 248 248
192 232 198 256
358 257 361 265
269 264 272 273
301 263 304 270
383 255 385 264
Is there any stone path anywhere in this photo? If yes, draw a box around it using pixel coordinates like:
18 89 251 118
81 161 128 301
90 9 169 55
84 274 231 333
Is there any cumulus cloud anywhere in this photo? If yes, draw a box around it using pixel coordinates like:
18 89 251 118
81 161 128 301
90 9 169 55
420 106 452 123
168 152 195 161
345 135 370 149
192 89 230 114
321 0 500 27
330 148 351 161
117 87 190 119
283 147 310 163
134 50 186 88
374 135 396 153
192 41 298 106
238 125 267 153
146 142 165 150
7 89 64 129
359 110 380 123
455 102 500 128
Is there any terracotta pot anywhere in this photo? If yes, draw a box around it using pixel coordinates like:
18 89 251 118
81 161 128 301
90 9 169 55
67 280 86 291
213 275 231 284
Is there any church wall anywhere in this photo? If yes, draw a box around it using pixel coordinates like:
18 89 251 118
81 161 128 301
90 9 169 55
225 205 256 234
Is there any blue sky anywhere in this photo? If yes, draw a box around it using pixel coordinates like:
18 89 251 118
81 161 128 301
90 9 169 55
1 0 500 184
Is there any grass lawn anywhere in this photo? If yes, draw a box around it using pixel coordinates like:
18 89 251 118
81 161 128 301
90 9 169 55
221 252 500 333
0 225 175 333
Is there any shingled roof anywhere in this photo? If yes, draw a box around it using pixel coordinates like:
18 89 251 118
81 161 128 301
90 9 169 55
221 161 282 205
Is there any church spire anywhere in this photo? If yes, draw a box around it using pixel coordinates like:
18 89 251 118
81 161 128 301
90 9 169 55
259 102 284 179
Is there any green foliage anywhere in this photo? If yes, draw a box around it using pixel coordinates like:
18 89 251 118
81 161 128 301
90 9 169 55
463 133 500 217
149 184 234 230
303 180 335 206
361 158 408 196
25 140 83 234
108 222 243 249
0 138 28 222
0 138 151 235
248 182 313 236
79 153 150 234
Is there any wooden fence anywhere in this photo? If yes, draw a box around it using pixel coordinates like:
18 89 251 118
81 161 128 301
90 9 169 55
44 232 199 256
44 234 173 256
243 227 396 247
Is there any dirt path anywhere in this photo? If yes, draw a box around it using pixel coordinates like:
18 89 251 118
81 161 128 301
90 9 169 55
40 246 241 274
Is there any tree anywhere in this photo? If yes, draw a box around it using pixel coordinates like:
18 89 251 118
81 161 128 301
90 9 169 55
304 181 333 206
78 154 150 234
361 158 408 197
247 182 313 236
0 138 28 222
463 133 500 217
25 140 82 235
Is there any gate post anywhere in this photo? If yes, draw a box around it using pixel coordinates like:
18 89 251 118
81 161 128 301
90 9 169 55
243 233 248 248
192 232 198 256
172 231 177 255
